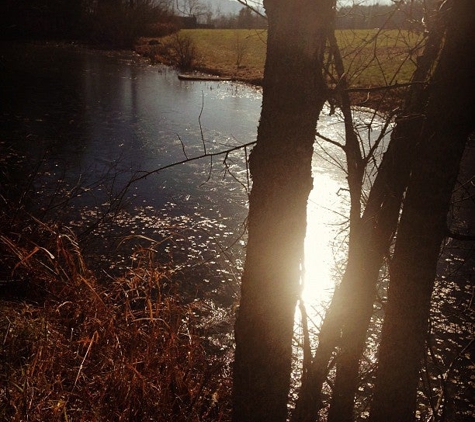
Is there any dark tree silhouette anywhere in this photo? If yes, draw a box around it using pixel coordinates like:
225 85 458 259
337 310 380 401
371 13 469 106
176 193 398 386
232 1 334 421
369 1 475 421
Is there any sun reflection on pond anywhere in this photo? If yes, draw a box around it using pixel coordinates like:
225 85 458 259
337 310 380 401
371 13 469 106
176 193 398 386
301 158 349 322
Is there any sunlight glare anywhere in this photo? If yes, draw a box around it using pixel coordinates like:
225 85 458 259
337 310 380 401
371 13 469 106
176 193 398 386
302 174 346 309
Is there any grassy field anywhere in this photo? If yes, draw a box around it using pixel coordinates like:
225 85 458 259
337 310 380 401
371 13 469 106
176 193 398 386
181 29 267 83
335 29 423 87
137 28 424 90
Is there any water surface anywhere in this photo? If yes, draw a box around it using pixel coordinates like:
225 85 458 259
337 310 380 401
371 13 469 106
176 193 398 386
1 42 354 307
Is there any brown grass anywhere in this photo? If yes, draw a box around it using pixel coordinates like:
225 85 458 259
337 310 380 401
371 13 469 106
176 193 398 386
0 211 232 421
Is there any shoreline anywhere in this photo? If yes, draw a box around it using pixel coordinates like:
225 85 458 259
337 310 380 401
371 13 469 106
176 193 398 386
2 38 405 114
134 36 405 114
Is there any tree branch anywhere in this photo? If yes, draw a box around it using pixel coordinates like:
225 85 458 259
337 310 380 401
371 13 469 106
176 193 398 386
316 131 345 150
445 228 475 242
131 141 257 184
236 0 267 19
344 81 427 94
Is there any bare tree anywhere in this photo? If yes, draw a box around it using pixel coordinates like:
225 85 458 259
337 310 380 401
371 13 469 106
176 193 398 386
275 1 473 421
369 1 475 420
175 0 208 19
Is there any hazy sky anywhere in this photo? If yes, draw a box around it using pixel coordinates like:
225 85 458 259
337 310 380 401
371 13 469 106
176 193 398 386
228 0 394 4
338 0 393 4
225 0 395 8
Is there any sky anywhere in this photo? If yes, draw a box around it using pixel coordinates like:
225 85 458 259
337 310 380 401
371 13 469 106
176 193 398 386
338 0 393 4
226 0 394 4
207 0 395 16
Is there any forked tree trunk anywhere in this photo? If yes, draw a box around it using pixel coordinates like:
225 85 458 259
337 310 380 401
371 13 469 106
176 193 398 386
326 6 453 419
292 9 449 422
369 1 475 421
293 112 429 422
232 1 334 421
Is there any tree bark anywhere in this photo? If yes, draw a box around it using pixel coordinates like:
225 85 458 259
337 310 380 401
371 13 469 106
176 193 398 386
293 6 451 420
369 1 475 421
293 111 427 422
232 1 334 421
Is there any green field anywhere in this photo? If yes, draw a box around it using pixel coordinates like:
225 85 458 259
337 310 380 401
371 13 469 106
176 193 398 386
148 28 424 88
334 29 423 86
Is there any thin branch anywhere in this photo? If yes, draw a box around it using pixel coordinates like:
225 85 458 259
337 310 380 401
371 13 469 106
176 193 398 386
236 0 267 19
196 91 214 182
344 81 427 93
131 141 257 184
222 151 249 193
316 131 345 150
199 91 207 155
177 133 189 160
314 140 347 175
204 154 213 183
362 108 398 167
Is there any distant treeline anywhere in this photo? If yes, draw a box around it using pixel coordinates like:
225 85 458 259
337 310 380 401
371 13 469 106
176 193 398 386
212 7 267 30
212 1 437 31
0 0 177 47
0 0 267 41
336 1 438 31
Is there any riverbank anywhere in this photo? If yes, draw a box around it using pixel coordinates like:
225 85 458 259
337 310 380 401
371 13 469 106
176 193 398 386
0 42 242 420
0 207 232 421
134 28 421 113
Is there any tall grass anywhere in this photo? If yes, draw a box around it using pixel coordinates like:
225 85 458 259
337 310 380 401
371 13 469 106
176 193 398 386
0 210 232 421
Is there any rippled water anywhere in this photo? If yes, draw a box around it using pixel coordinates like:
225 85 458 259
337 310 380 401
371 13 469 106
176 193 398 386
2 42 473 418
1 39 471 306
0 42 360 306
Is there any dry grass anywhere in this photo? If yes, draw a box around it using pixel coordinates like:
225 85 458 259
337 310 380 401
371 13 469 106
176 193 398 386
334 29 423 87
136 29 266 84
136 28 422 86
182 29 266 83
0 210 232 421
135 28 424 112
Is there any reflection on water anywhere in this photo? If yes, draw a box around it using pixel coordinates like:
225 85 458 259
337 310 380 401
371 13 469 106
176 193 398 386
2 44 474 416
303 174 346 305
0 42 363 309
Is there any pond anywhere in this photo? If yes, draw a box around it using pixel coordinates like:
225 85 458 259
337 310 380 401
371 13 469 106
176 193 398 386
1 41 473 420
2 40 471 307
1 41 364 310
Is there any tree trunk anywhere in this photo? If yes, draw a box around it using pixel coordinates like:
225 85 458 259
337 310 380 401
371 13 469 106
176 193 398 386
326 12 450 418
232 1 334 421
292 7 447 421
295 112 424 422
369 1 475 421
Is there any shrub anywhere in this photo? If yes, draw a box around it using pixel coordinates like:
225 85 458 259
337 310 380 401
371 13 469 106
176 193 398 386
168 32 198 70
144 22 179 38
